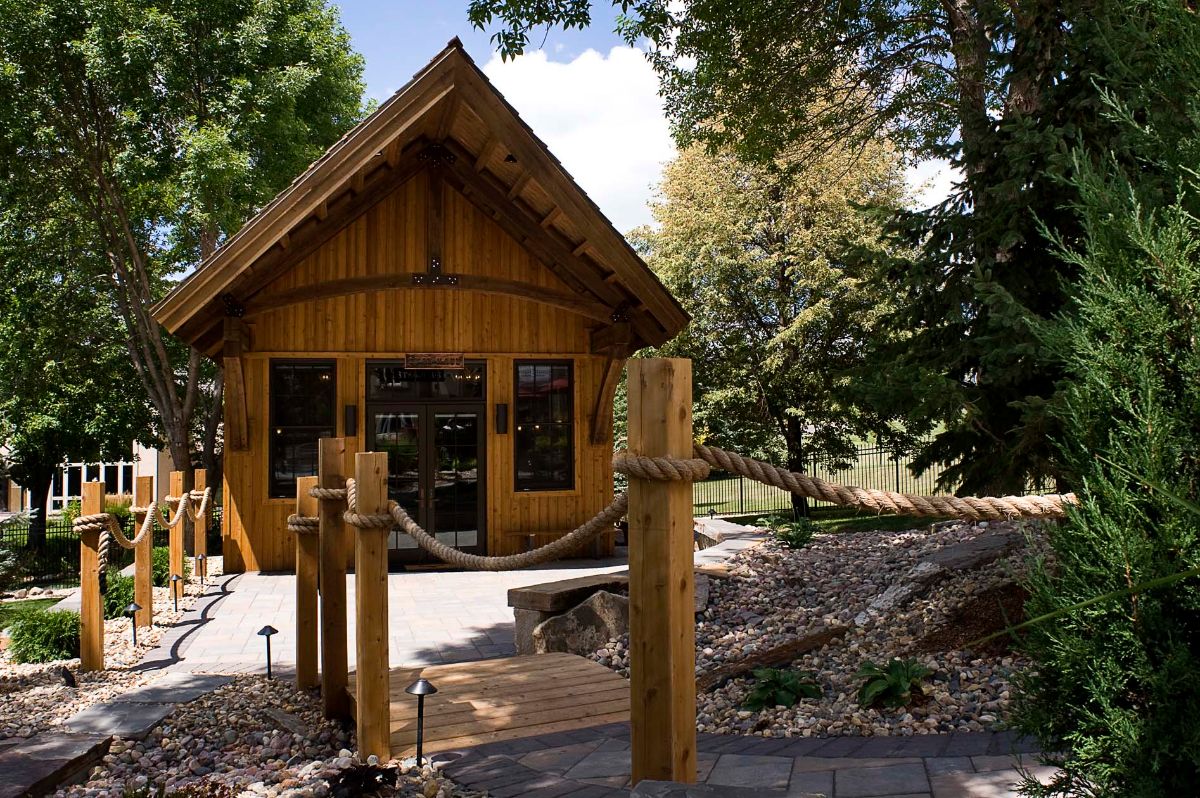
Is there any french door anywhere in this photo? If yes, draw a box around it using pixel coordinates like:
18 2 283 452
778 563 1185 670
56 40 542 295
368 404 486 562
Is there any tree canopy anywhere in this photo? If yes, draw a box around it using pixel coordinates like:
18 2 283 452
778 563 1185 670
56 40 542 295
635 134 910 512
0 0 366 475
468 0 1196 494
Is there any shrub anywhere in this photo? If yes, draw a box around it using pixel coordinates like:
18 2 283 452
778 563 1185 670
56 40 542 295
7 608 80 663
759 515 818 549
151 546 190 587
855 658 931 709
61 499 81 524
1015 43 1200 793
743 668 821 710
0 544 22 593
102 570 136 620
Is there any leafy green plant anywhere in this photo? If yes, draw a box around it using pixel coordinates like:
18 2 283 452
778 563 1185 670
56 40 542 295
103 570 136 620
151 546 190 587
61 499 81 524
855 658 932 709
759 515 818 549
7 607 80 663
743 668 821 710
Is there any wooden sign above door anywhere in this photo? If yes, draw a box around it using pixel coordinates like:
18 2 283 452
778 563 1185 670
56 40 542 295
404 353 465 370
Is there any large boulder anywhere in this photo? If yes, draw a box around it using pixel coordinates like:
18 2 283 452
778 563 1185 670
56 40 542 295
531 590 629 656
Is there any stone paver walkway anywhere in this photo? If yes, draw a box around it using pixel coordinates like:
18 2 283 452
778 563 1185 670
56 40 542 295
437 724 1052 798
162 560 627 674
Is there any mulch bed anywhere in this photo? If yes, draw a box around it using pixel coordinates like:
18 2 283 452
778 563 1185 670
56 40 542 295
916 581 1030 656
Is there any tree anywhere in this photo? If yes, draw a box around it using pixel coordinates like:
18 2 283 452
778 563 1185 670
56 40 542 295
633 138 910 515
1013 7 1200 792
0 197 153 548
0 0 365 478
467 0 1191 494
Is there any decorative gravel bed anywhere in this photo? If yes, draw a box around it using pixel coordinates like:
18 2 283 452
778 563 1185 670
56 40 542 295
592 520 1047 738
0 563 222 740
55 676 482 798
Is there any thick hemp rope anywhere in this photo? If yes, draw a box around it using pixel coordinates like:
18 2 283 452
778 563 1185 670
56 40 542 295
339 478 630 571
687 444 1076 521
300 441 1075 571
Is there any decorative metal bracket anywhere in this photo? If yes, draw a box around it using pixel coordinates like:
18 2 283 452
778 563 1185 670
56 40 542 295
411 255 459 285
222 293 246 318
418 144 457 168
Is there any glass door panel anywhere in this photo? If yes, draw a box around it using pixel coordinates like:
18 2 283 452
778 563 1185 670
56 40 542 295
372 411 421 550
431 412 482 549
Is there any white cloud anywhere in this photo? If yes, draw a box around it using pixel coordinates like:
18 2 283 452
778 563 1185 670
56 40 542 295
483 47 675 234
905 158 961 209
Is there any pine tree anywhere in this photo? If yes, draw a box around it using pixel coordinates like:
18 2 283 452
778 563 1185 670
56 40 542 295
1015 15 1200 788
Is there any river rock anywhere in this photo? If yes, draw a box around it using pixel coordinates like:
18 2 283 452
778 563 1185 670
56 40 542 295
532 590 629 656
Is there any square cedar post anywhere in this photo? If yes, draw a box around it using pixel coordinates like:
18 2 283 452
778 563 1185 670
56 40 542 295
168 470 185 586
133 476 154 628
354 451 391 760
80 481 105 672
295 475 320 690
627 358 697 785
193 468 210 575
319 437 351 719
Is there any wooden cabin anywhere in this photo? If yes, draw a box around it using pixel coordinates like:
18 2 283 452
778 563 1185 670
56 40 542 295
152 40 689 572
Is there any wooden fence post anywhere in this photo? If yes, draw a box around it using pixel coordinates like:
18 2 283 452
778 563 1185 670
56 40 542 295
295 475 320 690
319 437 350 719
133 476 154 628
193 468 210 576
354 451 391 761
627 358 697 785
168 470 185 586
80 481 105 672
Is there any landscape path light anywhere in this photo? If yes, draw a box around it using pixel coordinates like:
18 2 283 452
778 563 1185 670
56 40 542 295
405 677 438 767
258 625 279 678
196 553 207 585
124 602 142 646
169 574 183 612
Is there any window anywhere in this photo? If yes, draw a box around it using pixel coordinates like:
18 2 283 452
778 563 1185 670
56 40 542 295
514 361 574 491
367 362 485 402
269 361 336 498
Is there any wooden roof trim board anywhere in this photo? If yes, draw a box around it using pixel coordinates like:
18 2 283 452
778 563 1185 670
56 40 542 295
152 38 687 348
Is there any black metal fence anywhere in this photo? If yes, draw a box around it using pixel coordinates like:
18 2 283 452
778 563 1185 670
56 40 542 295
0 508 222 589
692 445 950 519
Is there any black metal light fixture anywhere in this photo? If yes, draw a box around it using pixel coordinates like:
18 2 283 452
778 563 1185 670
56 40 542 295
708 508 716 519
125 602 142 646
258 625 279 678
169 574 183 612
196 553 207 585
405 678 438 766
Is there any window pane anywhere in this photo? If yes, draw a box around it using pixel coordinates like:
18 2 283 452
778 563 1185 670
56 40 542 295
104 465 118 492
514 360 574 491
367 363 484 401
269 360 336 498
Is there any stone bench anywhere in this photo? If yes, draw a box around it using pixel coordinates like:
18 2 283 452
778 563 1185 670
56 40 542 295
509 573 630 655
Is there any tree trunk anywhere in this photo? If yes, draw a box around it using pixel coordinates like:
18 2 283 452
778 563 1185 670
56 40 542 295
784 416 810 519
22 468 54 551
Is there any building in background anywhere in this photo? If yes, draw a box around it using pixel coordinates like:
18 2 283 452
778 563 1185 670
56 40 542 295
4 441 172 514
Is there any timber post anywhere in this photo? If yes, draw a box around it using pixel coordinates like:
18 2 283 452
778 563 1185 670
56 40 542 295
168 470 185 586
133 476 154 628
193 468 211 577
319 437 350 719
627 358 697 785
295 476 320 690
80 481 105 672
354 451 391 761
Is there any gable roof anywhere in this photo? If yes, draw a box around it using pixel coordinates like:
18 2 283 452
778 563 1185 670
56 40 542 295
152 39 688 356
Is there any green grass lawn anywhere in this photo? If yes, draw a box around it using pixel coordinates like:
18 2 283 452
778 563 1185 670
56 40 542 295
0 597 60 630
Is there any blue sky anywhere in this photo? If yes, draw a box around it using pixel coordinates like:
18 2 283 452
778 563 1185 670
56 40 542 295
334 2 955 231
338 2 630 102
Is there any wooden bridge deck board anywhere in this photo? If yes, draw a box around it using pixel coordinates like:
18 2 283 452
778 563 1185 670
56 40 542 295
347 652 631 758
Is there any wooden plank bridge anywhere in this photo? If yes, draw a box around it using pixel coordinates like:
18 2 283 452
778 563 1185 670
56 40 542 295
347 653 631 758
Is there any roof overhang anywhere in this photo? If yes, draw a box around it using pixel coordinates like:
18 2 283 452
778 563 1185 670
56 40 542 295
152 39 689 357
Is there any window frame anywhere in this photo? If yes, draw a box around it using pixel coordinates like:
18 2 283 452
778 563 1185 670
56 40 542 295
268 358 338 499
512 359 576 492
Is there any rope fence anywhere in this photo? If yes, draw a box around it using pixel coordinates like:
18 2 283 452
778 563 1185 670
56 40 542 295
284 443 1077 572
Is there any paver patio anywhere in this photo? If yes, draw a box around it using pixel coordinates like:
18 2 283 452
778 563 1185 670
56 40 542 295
160 559 627 674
